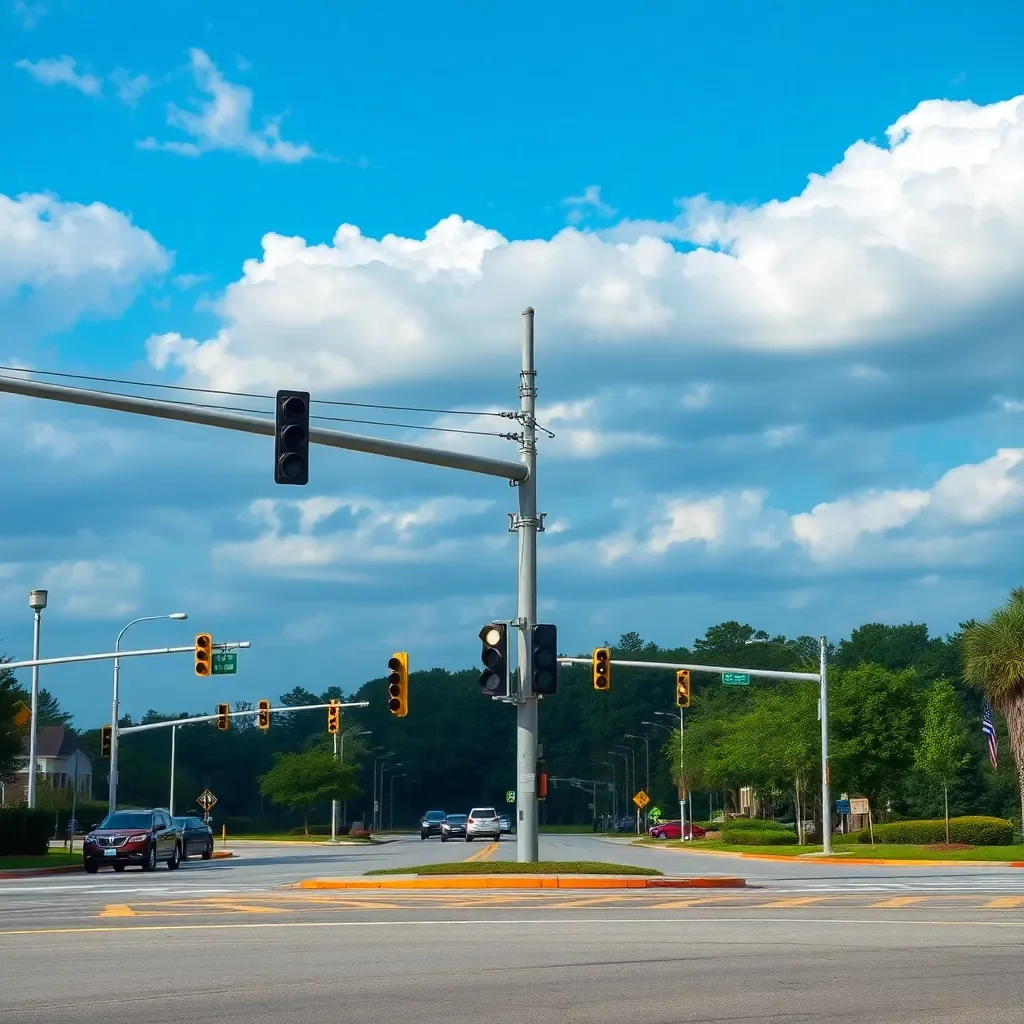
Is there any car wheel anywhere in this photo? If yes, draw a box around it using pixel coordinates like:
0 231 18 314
84 860 99 874
201 842 213 860
113 863 126 872
420 833 426 840
167 843 181 870
141 844 157 872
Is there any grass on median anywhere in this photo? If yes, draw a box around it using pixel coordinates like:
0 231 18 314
637 838 1024 862
0 852 81 870
228 833 376 843
366 860 662 876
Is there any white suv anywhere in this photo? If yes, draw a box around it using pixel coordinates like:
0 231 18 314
465 807 501 842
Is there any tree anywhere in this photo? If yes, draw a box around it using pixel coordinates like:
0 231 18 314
0 655 26 785
259 748 359 835
914 679 969 842
962 588 1024 839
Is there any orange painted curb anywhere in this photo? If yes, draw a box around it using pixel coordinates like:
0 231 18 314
211 851 235 859
0 864 82 879
295 875 746 890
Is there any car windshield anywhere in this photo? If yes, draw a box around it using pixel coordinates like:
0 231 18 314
172 818 189 828
446 815 467 823
470 808 496 818
98 812 151 830
424 811 446 821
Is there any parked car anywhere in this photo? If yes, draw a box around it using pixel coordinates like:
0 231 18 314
466 806 501 842
172 816 214 860
648 820 706 841
82 809 182 873
498 814 512 834
440 814 467 841
420 810 447 839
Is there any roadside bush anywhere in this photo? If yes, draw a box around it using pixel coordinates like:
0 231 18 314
722 818 793 834
0 808 52 855
288 824 333 836
858 816 1014 846
721 824 798 846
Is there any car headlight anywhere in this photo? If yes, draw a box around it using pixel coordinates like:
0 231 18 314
127 834 149 844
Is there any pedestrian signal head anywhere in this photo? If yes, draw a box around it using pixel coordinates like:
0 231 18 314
387 653 408 717
592 647 611 691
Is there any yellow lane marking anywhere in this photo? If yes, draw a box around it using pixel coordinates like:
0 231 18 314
650 895 747 910
534 896 626 908
463 841 499 863
870 896 934 908
756 896 832 908
201 902 285 914
984 896 1024 909
98 904 136 918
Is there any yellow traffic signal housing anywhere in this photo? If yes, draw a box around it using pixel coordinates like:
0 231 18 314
257 699 271 730
194 633 213 677
592 647 611 691
100 725 112 758
12 700 30 727
676 669 691 708
387 652 409 717
327 700 341 734
216 703 230 731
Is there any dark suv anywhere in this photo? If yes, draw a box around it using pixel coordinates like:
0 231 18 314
83 809 182 873
420 810 446 839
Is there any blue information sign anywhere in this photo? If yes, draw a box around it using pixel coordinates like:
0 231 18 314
835 798 851 815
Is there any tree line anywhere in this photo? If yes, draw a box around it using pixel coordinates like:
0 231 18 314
1 597 1022 835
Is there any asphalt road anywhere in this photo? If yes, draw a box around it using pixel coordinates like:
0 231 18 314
3 836 1022 1023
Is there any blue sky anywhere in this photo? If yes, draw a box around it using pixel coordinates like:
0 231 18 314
3 0 1024 727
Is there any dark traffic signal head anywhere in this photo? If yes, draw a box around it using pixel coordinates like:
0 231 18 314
216 703 230 731
274 390 310 485
676 669 691 708
478 623 509 697
257 699 271 730
194 633 212 677
100 725 112 758
387 653 409 717
592 647 611 691
531 624 558 695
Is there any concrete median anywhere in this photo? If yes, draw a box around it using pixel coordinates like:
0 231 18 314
295 874 747 890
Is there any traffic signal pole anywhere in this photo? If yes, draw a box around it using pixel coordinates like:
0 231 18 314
515 308 540 863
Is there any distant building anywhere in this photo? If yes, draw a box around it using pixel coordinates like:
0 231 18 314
1 726 93 806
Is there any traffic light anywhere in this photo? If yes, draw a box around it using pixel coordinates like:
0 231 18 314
257 699 271 730
100 725 112 758
477 623 509 697
274 389 310 485
194 633 212 677
676 669 691 708
216 703 230 731
387 653 409 717
531 624 558 695
592 647 611 691
327 699 341 734
537 758 549 802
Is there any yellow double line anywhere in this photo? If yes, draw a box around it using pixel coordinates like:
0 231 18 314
463 841 499 863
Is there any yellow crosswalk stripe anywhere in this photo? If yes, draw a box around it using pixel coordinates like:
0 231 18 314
98 904 136 917
870 896 933 908
756 896 832 908
983 896 1024 909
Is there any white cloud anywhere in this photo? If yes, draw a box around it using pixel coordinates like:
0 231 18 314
680 383 712 410
138 49 315 162
930 448 1024 524
13 1 47 30
562 185 617 224
213 493 497 578
171 272 211 290
15 55 102 96
0 192 170 328
144 93 1024 394
110 67 152 106
40 559 142 619
764 424 803 448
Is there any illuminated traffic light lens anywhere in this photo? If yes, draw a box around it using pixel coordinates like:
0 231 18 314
483 627 502 646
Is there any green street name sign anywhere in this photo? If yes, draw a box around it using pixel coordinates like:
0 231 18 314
722 672 750 686
211 652 238 675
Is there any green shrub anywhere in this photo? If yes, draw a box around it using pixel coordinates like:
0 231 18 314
0 808 52 855
722 817 793 833
858 816 1014 846
287 824 348 836
721 825 798 846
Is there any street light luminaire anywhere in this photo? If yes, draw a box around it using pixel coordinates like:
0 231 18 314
28 590 47 611
169 612 189 620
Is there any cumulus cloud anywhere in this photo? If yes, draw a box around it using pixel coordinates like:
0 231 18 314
562 185 617 224
213 493 498 578
15 55 102 96
40 559 143 619
13 1 47 30
110 67 153 106
138 49 316 162
0 192 170 330
145 94 1024 400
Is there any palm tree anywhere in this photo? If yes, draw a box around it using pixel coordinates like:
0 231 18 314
962 588 1024 838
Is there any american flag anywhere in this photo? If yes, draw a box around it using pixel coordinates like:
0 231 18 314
982 700 999 769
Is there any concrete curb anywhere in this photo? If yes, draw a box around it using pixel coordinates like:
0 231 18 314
294 875 747 890
0 864 82 879
637 843 1024 868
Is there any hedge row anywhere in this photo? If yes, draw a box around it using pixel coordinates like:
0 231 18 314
288 824 351 836
0 808 52 855
858 816 1014 846
722 818 794 834
721 824 798 846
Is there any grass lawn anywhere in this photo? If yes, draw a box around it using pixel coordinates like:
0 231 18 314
640 838 1024 861
539 824 596 834
0 852 81 870
366 860 662 876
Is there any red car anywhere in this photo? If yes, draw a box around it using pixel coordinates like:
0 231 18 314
648 820 706 840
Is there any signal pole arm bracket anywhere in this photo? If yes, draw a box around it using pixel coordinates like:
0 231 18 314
508 513 546 533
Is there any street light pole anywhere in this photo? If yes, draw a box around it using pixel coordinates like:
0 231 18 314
627 733 650 829
820 636 832 856
372 753 394 832
601 761 617 822
616 744 637 832
169 724 177 816
607 750 628 824
339 728 369 829
109 612 188 813
25 589 47 809
380 762 403 833
389 773 406 831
